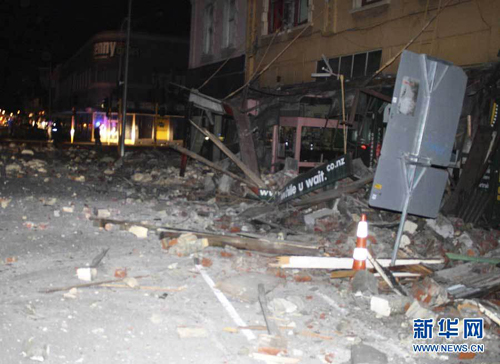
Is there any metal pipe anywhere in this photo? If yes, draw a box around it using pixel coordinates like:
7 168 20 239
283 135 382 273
119 0 132 158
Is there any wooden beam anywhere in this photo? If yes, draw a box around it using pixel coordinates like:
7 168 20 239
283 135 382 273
361 88 392 103
189 119 266 188
272 256 444 269
229 103 261 177
160 231 319 256
443 126 494 214
330 270 422 279
168 143 257 187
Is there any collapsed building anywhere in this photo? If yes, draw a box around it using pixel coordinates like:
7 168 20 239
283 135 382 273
2 1 500 363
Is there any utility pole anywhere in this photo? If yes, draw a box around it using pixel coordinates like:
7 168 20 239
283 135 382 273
119 0 132 158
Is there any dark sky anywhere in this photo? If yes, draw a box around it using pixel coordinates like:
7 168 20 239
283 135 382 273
0 0 191 110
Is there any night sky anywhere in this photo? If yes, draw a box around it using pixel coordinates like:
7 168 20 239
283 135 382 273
0 0 191 110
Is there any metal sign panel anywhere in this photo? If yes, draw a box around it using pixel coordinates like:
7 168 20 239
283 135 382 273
369 51 467 218
277 154 352 204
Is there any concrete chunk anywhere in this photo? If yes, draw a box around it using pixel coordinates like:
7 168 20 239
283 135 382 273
403 220 418 234
370 295 413 317
177 327 208 339
426 215 454 239
304 208 335 227
351 270 379 295
128 225 148 239
351 343 388 364
216 273 280 303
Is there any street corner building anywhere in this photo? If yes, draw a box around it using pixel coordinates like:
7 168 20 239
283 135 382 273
50 31 189 146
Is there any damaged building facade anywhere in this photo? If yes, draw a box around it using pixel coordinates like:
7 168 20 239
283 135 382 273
3 2 500 363
242 0 500 170
187 0 250 162
187 0 500 222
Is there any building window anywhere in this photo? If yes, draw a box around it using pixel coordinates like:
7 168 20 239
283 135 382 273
315 50 382 81
203 3 214 54
268 0 309 34
362 0 382 5
352 0 386 10
223 0 236 48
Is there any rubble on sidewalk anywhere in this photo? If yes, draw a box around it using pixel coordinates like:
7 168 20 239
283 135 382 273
2 140 500 362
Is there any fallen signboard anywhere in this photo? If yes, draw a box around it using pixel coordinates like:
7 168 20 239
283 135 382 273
277 154 352 204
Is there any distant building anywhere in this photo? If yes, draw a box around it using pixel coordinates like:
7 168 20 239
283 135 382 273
52 31 189 144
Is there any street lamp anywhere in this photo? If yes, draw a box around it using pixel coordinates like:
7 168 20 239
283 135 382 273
119 0 133 158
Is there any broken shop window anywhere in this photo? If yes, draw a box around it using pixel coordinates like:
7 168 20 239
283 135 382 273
316 50 382 81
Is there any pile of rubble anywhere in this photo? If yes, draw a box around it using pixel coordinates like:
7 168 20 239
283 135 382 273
1 141 499 363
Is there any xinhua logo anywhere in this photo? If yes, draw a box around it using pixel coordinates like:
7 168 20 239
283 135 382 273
412 318 485 354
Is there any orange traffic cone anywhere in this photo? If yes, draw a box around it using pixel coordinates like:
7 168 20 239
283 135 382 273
352 214 368 270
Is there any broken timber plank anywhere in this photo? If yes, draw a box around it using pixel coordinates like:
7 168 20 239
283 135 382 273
294 175 373 207
273 256 444 269
249 353 300 364
160 231 319 256
230 103 261 176
361 88 392 103
258 284 281 336
168 143 257 187
330 270 421 279
443 126 495 214
367 250 406 296
100 284 187 292
189 119 266 188
41 275 149 294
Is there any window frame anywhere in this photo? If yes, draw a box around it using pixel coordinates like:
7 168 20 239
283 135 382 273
223 0 236 48
268 0 309 34
361 0 382 6
315 49 382 81
203 3 215 55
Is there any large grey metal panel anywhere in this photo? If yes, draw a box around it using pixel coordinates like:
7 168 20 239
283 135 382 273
368 51 467 218
370 156 448 218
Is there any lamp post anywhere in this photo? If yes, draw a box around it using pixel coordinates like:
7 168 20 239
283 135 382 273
119 0 133 158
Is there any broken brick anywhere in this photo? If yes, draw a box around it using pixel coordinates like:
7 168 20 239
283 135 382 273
5 257 18 264
220 251 234 258
411 277 449 308
114 268 127 278
201 258 213 267
324 353 335 363
458 352 475 360
162 238 178 249
257 347 284 356
293 274 312 283
266 267 286 279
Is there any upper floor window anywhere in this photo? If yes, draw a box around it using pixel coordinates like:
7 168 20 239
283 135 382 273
223 0 236 48
203 4 214 54
316 50 382 81
362 0 383 5
352 0 387 10
268 0 309 34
